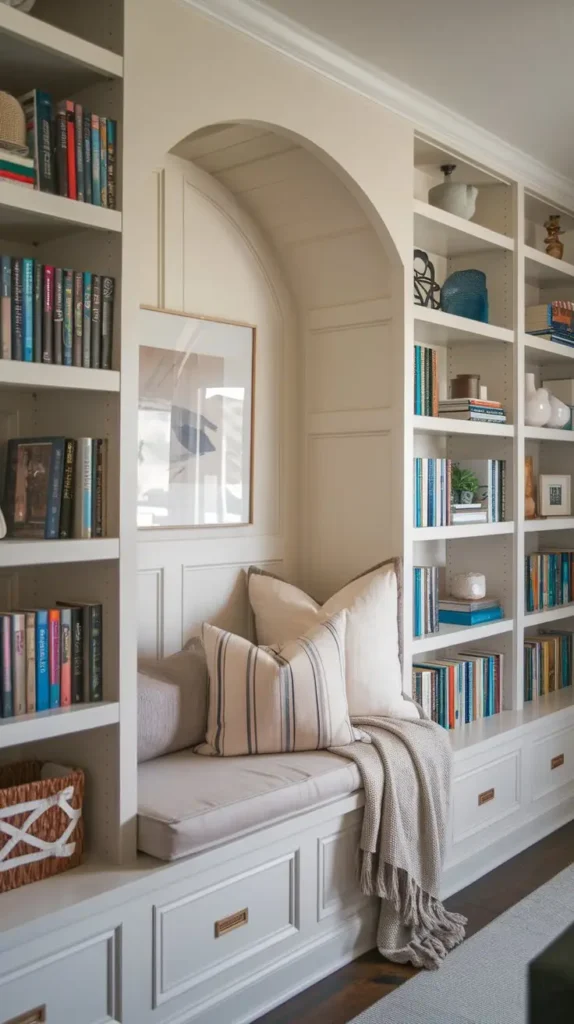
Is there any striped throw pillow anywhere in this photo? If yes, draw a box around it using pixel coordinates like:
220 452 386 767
196 611 356 756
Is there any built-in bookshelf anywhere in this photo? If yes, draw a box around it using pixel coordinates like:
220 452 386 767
409 137 574 737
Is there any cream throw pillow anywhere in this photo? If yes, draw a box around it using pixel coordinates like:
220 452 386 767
196 611 357 756
248 562 418 720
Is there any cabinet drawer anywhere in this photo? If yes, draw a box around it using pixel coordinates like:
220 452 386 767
532 726 574 802
153 851 298 1007
453 749 521 843
0 929 119 1024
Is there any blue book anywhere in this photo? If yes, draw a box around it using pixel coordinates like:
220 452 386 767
35 609 49 711
439 607 504 626
91 114 101 207
82 272 92 368
22 258 34 362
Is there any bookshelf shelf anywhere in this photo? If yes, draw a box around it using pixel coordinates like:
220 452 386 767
0 538 119 569
524 245 574 286
414 415 514 438
413 199 515 258
524 517 574 532
522 333 574 365
414 306 514 346
0 180 122 244
413 521 514 542
412 617 514 656
524 425 574 443
0 362 120 394
449 685 574 758
524 604 574 628
0 4 123 95
0 701 119 751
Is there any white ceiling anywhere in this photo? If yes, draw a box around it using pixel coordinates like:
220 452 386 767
257 0 574 180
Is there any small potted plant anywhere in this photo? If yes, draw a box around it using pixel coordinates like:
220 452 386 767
452 464 480 505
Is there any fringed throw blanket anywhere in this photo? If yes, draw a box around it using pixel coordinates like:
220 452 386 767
331 715 466 970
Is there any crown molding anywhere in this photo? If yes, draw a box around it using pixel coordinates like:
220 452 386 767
181 0 574 210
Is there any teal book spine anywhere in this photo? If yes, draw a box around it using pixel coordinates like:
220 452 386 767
35 609 49 712
22 258 34 362
82 271 92 367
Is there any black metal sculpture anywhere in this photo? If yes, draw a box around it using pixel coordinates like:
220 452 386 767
414 248 441 309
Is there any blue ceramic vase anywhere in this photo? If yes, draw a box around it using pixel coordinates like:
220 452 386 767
440 269 489 322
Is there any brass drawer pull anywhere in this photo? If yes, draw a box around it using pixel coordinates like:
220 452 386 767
551 754 565 771
5 1009 46 1024
215 908 248 938
478 788 495 806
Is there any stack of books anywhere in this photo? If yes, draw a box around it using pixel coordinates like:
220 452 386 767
19 89 117 207
525 302 574 348
525 550 574 612
524 629 573 702
413 566 439 637
0 148 35 189
412 649 503 729
451 503 488 525
0 602 102 717
4 436 106 541
414 344 439 416
438 596 504 626
438 398 507 423
0 257 114 368
413 458 451 527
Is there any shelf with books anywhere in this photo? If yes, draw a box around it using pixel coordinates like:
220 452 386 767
413 199 515 258
0 362 120 393
523 425 574 443
0 700 119 751
0 538 119 569
411 617 514 656
524 517 574 533
0 3 123 96
414 416 514 438
414 306 514 346
413 521 515 541
524 604 574 628
524 246 574 287
0 180 121 244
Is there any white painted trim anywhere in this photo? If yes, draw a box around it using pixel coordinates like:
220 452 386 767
180 0 574 210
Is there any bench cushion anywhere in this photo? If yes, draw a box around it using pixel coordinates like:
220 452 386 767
137 748 362 861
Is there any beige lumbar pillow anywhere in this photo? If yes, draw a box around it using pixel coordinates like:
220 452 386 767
248 563 418 720
196 611 357 757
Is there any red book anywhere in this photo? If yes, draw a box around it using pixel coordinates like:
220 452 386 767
66 100 77 200
48 608 61 708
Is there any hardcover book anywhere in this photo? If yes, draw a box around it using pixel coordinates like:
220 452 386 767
101 276 114 368
82 271 92 367
11 257 23 360
43 265 54 362
91 114 101 207
35 608 49 712
19 90 55 193
60 607 72 706
0 614 12 717
24 610 36 712
75 103 84 201
83 110 92 204
73 269 83 366
48 608 60 708
107 118 116 209
99 116 107 207
59 438 76 539
55 101 68 197
65 99 77 200
4 437 66 539
22 257 34 362
34 261 43 362
63 269 73 366
1 254 11 359
53 267 64 363
11 612 26 716
91 275 102 367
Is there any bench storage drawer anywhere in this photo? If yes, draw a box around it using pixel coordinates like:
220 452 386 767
453 746 521 844
531 726 574 802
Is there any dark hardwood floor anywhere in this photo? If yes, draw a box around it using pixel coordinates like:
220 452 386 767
255 819 574 1024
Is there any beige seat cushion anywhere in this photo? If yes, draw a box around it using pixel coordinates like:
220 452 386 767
137 748 362 861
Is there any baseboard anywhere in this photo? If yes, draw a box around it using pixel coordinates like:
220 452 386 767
442 796 574 899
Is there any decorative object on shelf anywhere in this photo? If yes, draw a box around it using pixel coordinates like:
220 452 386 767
0 508 5 540
138 306 255 529
413 249 440 308
450 373 480 399
451 464 480 505
525 456 536 519
525 372 551 426
539 474 571 517
440 269 488 322
428 163 478 221
544 215 564 260
450 572 486 601
0 91 27 155
546 393 571 429
480 385 488 400
542 378 574 430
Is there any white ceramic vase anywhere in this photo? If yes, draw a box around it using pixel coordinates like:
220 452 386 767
547 394 571 429
525 372 551 427
428 165 478 221
451 572 486 600
0 509 6 540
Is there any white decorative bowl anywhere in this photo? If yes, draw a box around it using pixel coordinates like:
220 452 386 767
451 572 486 600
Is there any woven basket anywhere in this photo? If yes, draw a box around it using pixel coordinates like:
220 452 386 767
0 760 84 894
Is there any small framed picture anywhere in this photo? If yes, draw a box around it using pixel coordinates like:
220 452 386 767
539 474 572 517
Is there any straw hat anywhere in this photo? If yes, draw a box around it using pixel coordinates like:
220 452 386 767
0 92 28 155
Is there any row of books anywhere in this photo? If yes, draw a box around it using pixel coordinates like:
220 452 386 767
412 650 503 729
526 302 574 345
0 603 102 718
0 257 114 367
525 551 574 613
438 596 504 627
413 566 439 637
413 459 506 527
4 437 105 541
20 90 117 207
438 398 507 424
413 344 439 417
413 458 451 527
524 630 572 702
0 147 35 189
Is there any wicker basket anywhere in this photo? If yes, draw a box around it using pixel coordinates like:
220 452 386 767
0 760 84 894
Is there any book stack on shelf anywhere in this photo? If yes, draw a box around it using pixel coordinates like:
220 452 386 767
1 257 115 368
20 89 117 207
412 649 503 730
524 629 573 702
438 596 504 626
413 458 451 527
438 397 507 424
0 601 102 719
0 148 35 189
4 436 106 541
526 301 574 349
525 550 574 612
414 343 439 416
413 565 439 637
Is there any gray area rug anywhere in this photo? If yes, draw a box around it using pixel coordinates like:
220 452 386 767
351 864 574 1023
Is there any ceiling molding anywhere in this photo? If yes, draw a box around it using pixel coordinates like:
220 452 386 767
181 0 574 210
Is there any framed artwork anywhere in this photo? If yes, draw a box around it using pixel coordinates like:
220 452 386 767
539 474 571 517
137 306 255 529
